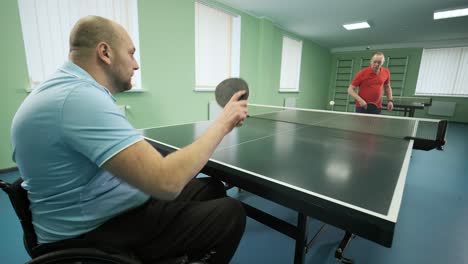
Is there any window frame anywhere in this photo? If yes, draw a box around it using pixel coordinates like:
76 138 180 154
415 47 468 98
279 35 303 93
194 1 241 92
17 0 143 92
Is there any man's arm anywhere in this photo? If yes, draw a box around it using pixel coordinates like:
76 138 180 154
102 91 248 200
384 83 394 111
348 84 367 107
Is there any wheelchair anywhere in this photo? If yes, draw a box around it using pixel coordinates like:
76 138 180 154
0 178 201 264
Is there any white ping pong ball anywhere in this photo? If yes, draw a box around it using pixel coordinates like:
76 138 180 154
329 100 335 106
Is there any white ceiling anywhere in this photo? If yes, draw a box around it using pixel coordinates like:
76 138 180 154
215 0 468 52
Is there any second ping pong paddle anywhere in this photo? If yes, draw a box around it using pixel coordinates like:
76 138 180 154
215 78 249 107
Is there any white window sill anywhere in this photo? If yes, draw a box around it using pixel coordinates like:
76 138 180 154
415 93 468 98
25 85 147 93
125 88 146 93
194 87 216 92
279 89 300 93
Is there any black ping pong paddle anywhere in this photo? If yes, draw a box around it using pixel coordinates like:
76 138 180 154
364 103 380 114
215 78 249 107
215 78 249 127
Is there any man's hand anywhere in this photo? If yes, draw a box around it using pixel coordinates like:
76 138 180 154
359 99 367 109
387 101 394 111
215 90 248 134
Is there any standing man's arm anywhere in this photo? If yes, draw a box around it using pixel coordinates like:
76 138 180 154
384 83 394 111
102 91 248 201
348 84 367 108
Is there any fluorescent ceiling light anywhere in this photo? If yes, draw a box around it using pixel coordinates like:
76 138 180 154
343 21 370 30
434 7 468 20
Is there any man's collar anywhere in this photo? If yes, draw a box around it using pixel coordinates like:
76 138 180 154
59 61 116 101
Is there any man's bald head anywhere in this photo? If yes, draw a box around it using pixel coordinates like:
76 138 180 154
69 16 122 58
68 16 138 93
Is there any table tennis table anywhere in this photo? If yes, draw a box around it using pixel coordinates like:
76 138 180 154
141 104 446 264
349 96 432 117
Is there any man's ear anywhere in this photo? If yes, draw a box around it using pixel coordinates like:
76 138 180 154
96 42 112 65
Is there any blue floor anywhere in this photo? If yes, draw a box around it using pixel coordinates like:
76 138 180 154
1 122 467 264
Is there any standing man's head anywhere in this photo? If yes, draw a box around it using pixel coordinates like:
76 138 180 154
69 16 139 93
370 52 385 73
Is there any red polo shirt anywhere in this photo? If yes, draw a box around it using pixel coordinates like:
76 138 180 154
352 66 390 108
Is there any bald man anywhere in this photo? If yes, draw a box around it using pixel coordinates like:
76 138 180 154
12 16 246 263
348 52 394 114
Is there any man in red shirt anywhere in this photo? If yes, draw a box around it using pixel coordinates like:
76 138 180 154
348 52 394 114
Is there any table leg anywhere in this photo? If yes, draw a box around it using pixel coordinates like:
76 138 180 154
294 213 308 264
335 231 355 263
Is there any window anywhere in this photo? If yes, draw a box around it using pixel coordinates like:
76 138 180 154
279 36 302 92
194 1 240 91
17 0 142 91
415 47 468 97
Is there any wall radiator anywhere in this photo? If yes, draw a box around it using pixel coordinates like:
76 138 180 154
428 101 456 117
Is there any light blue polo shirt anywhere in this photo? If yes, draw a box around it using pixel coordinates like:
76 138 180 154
11 61 149 243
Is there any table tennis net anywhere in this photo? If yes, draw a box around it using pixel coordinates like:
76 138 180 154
349 96 432 106
247 104 446 150
382 96 432 105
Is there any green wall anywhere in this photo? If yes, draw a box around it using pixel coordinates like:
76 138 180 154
0 0 331 168
1 0 30 169
328 48 468 122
